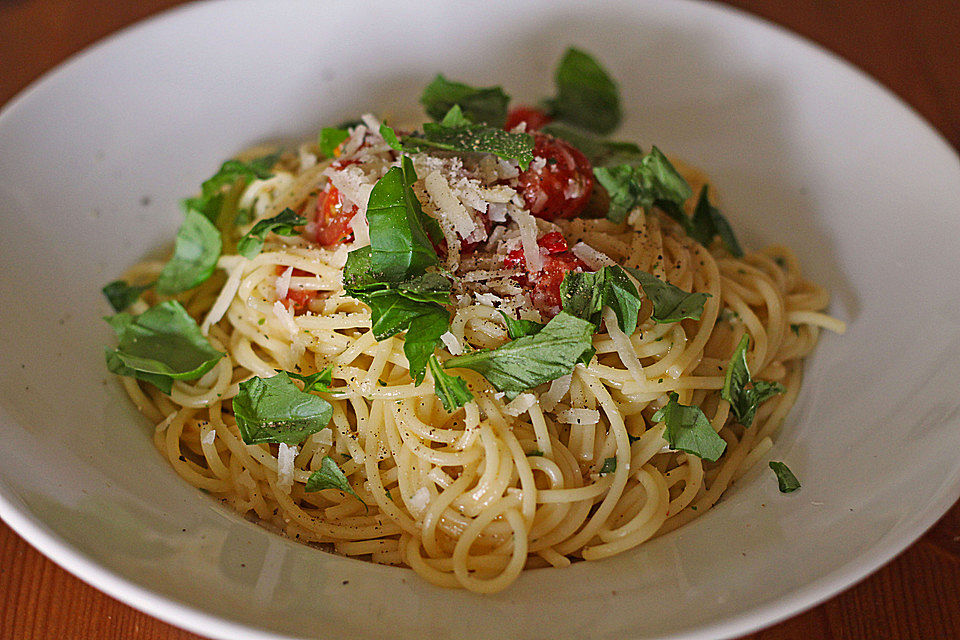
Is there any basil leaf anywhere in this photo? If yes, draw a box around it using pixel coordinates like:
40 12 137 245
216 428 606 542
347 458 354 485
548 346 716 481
380 123 402 151
443 311 594 395
237 208 307 259
547 48 620 135
560 265 642 335
721 335 785 428
102 279 151 313
318 127 350 158
690 185 744 257
769 461 801 493
498 311 545 339
428 355 473 412
593 147 693 224
652 392 727 462
625 267 710 323
306 456 365 505
406 122 534 170
286 364 334 393
183 152 279 224
365 156 440 281
402 305 451 385
232 371 333 445
599 456 617 475
541 122 643 167
438 104 473 128
420 75 510 126
104 349 173 394
155 209 222 295
397 273 453 305
105 300 223 381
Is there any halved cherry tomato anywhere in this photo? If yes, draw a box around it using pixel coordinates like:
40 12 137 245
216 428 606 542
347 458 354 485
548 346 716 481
311 184 357 247
503 232 586 315
504 106 553 131
516 133 594 221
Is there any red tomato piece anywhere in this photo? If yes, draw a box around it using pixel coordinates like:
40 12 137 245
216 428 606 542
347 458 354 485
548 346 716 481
516 133 594 221
311 184 357 247
502 233 585 315
504 106 553 132
275 266 317 315
458 212 494 255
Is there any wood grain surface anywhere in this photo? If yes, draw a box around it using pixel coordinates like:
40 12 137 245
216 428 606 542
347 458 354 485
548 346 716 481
1 1 959 639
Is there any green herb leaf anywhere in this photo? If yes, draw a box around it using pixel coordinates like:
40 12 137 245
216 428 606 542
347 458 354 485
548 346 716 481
232 372 333 445
721 335 785 428
541 123 644 167
420 75 510 126
318 127 350 158
690 185 744 257
428 355 473 412
593 147 693 223
443 311 594 395
306 456 365 505
102 280 151 313
599 457 617 474
237 208 307 259
184 152 279 224
365 156 440 281
105 300 223 383
155 209 222 295
438 104 473 128
285 364 334 393
379 123 402 151
406 119 534 170
498 311 545 339
652 392 727 462
560 265 642 335
769 461 801 493
547 48 620 135
104 349 173 394
625 267 710 323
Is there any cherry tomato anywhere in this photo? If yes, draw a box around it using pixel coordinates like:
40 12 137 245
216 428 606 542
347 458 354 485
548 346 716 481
503 232 586 315
516 133 594 220
504 106 553 131
276 266 318 315
311 184 357 247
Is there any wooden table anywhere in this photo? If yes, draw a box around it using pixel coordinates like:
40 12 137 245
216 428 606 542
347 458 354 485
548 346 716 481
1 1 958 638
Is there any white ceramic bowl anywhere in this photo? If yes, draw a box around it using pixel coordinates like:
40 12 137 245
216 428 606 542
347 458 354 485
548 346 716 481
1 1 959 638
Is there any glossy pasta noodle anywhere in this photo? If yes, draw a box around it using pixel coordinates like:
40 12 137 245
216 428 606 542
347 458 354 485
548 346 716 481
109 60 844 594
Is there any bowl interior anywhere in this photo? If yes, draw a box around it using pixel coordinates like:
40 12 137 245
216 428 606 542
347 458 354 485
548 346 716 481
1 1 959 639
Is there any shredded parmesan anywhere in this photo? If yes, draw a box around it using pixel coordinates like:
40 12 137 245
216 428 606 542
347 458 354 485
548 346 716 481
201 428 217 445
504 393 537 416
275 266 293 300
540 374 572 413
408 487 431 517
557 408 601 425
440 331 464 355
277 443 298 491
424 170 478 239
571 242 616 270
510 206 543 273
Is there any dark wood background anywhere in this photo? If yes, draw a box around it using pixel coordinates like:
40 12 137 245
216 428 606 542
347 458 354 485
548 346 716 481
1 1 959 638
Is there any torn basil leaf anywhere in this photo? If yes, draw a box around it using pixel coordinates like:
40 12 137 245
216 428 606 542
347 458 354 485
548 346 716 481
420 75 510 126
102 279 151 313
105 349 173 394
690 185 744 257
652 392 726 462
365 156 440 281
721 334 785 428
625 267 710 323
232 371 333 445
769 461 801 493
560 265 642 335
184 152 279 224
318 127 350 158
405 114 534 170
541 122 644 167
155 209 222 295
547 48 620 135
498 311 545 339
306 456 365 506
380 123 402 151
594 147 693 223
105 300 223 383
237 208 307 259
443 311 594 395
429 355 473 412
286 364 334 393
599 456 617 475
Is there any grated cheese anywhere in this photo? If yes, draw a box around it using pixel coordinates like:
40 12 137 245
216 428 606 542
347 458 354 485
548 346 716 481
557 408 601 425
408 487 431 517
504 393 537 416
277 443 298 491
275 266 293 300
201 428 217 445
510 206 543 273
424 170 478 239
571 242 616 270
540 374 572 413
440 331 464 355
